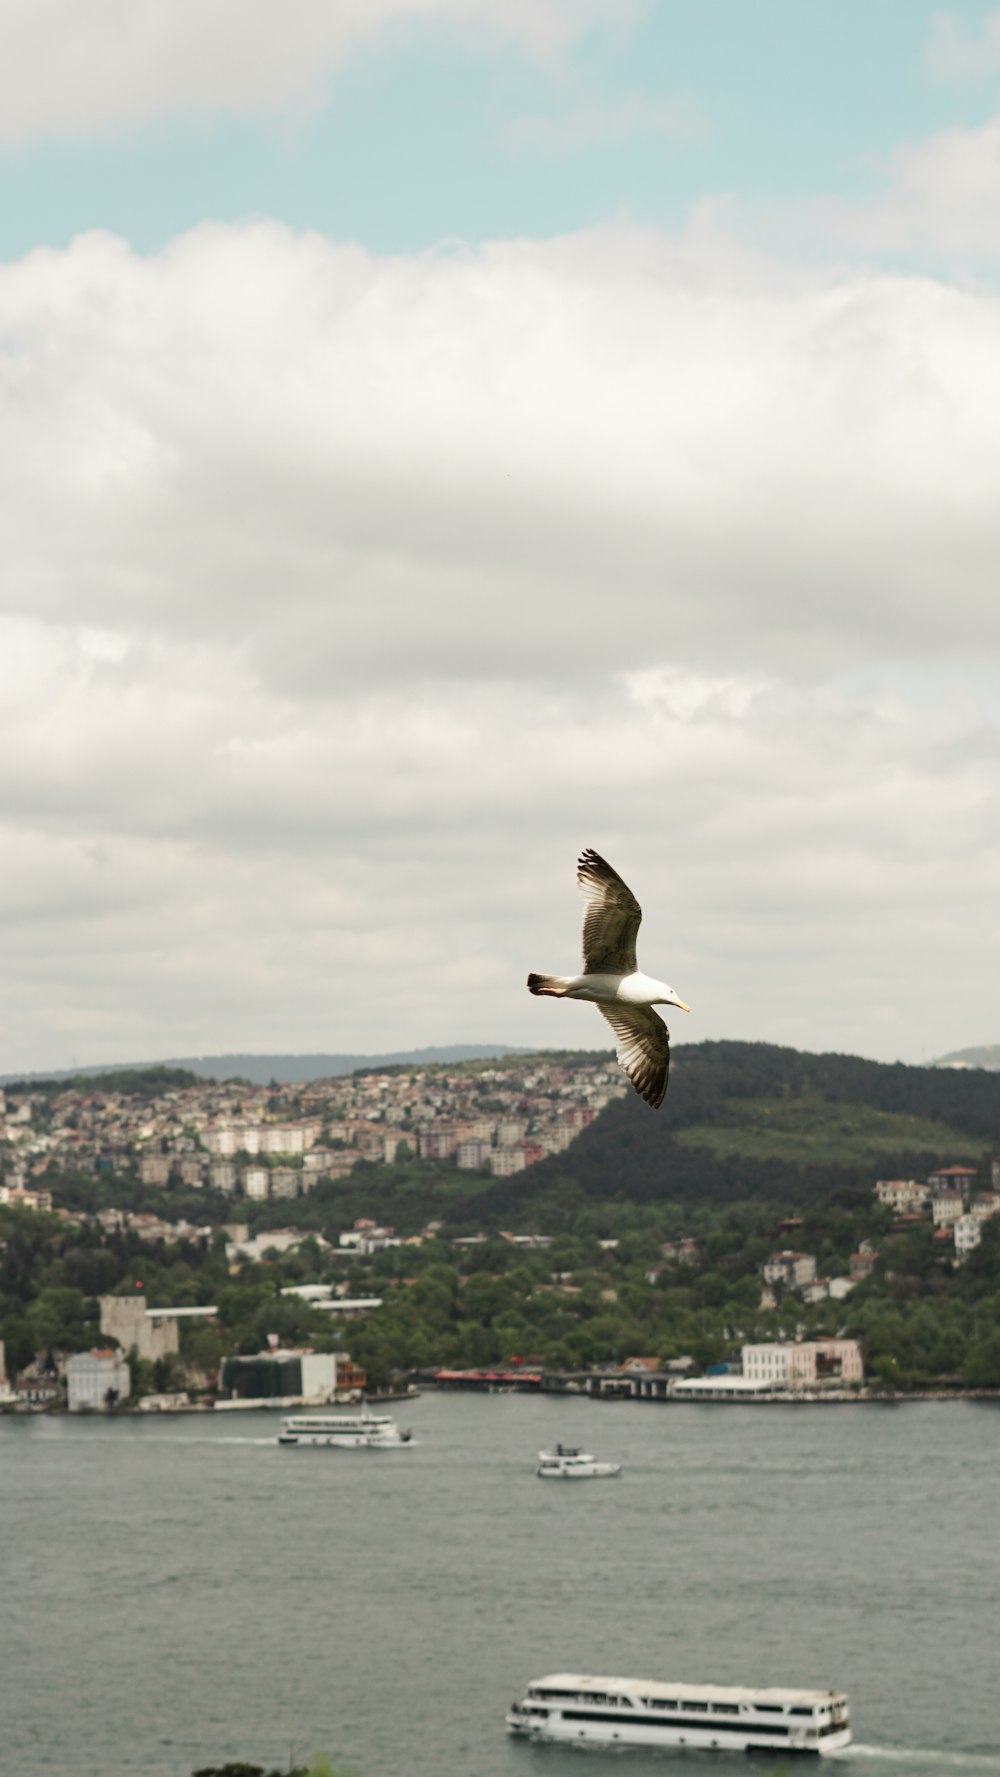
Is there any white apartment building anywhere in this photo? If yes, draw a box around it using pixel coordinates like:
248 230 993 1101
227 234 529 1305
205 1126 239 1157
66 1348 131 1412
874 1178 929 1213
139 1154 171 1187
497 1119 528 1146
761 1251 817 1288
456 1139 492 1170
262 1122 320 1155
242 1167 269 1200
954 1216 982 1262
932 1193 964 1228
489 1146 527 1177
419 1128 458 1160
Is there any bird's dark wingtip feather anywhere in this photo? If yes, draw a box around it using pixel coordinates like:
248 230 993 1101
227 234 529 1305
578 846 613 881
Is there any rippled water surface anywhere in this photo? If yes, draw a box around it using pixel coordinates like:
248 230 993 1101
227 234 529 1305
2 1395 998 1777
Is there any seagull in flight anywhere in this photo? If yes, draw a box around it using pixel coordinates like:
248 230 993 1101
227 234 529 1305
527 848 690 1109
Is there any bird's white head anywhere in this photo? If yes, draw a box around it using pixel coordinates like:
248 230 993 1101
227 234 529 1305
655 982 691 1013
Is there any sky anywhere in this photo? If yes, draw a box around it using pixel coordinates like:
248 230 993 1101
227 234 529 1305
3 0 1000 1075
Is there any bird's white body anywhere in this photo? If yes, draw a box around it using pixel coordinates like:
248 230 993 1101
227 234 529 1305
538 971 680 1008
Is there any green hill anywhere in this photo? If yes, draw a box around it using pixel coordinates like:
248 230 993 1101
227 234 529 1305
471 1040 1000 1220
674 1093 981 1168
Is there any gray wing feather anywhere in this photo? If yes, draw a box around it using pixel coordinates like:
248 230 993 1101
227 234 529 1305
598 1003 670 1109
577 848 641 974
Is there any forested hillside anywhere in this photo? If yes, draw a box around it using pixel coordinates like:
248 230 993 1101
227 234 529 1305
471 1041 1000 1221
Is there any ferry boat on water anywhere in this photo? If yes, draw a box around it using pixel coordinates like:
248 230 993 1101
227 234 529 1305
507 1674 851 1755
278 1408 412 1448
536 1444 621 1479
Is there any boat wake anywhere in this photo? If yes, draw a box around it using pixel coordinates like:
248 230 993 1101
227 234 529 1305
167 1435 279 1446
843 1746 1000 1770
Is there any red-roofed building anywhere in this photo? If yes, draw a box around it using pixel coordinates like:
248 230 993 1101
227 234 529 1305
927 1165 977 1197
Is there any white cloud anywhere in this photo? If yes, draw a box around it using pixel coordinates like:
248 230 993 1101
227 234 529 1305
927 8 1000 79
1 221 999 1070
693 111 1000 264
0 0 633 146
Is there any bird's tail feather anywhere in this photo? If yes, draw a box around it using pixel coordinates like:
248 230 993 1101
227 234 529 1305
527 972 568 997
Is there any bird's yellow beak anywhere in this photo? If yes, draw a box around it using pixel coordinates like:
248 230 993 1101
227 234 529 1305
673 998 691 1014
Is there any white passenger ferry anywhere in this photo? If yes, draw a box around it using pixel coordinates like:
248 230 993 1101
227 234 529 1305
536 1445 621 1479
278 1408 412 1448
507 1674 851 1755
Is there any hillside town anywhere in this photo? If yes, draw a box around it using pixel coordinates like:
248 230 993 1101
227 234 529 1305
753 1162 1000 1307
0 1057 626 1210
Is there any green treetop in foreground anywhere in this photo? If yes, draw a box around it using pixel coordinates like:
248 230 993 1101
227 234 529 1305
193 1759 356 1777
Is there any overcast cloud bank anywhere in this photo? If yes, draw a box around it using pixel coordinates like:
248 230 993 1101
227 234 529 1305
1 215 998 1071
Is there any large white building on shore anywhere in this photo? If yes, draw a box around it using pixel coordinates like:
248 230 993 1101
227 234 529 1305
742 1339 864 1387
66 1348 131 1412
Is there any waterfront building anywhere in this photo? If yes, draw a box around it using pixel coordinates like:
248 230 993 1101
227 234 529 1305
218 1347 364 1405
66 1348 131 1411
741 1339 863 1387
13 1370 62 1407
670 1374 778 1401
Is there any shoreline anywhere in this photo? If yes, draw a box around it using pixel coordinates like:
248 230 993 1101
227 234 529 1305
4 1385 1000 1417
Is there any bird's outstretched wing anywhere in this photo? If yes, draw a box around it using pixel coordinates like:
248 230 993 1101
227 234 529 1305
598 1003 670 1109
578 848 641 974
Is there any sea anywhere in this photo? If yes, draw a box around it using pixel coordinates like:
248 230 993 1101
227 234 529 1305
1 1393 998 1777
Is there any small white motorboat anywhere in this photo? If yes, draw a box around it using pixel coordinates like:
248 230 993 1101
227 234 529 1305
536 1442 621 1479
